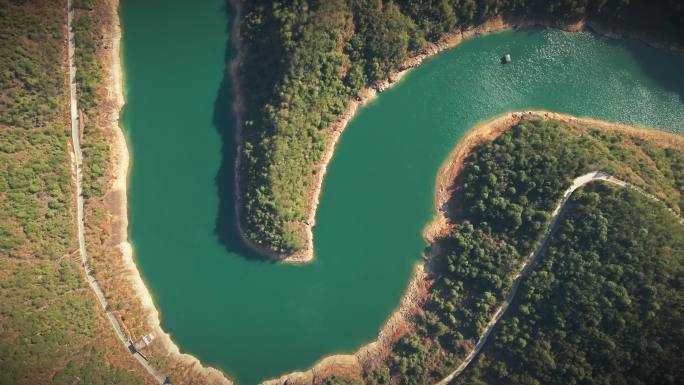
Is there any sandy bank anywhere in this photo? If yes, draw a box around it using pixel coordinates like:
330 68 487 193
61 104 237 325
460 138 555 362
102 0 232 383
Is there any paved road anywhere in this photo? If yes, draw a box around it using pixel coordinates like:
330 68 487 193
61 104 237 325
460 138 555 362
66 1 165 383
434 171 674 385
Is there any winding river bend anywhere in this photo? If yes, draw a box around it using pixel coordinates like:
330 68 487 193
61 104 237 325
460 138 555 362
119 1 684 384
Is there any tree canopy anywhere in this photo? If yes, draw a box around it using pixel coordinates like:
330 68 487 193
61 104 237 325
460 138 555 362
454 184 684 385
236 0 684 256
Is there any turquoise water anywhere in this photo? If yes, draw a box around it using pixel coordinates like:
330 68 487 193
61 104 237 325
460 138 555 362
119 1 684 384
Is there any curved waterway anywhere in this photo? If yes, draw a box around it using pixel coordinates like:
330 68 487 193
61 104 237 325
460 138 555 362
120 1 684 384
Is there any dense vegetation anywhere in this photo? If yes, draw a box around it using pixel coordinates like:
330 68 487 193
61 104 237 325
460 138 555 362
0 0 72 258
350 119 683 384
73 1 109 198
236 0 684 256
453 184 684 385
0 0 148 383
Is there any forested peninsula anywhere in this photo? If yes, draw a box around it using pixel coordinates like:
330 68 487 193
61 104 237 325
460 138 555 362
233 0 684 260
262 115 684 385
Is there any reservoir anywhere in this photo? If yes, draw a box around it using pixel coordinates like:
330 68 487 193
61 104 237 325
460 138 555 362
119 1 684 384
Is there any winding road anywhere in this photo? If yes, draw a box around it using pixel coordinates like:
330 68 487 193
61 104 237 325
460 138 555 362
66 1 165 383
435 170 678 385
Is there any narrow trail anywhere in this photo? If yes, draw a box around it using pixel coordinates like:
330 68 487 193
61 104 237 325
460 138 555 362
434 171 678 385
66 1 165 383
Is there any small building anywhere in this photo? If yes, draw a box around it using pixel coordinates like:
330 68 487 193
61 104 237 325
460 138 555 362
133 333 155 351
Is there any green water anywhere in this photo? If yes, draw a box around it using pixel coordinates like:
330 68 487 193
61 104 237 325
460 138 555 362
119 1 684 384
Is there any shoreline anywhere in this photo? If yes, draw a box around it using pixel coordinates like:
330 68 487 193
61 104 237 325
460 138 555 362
100 4 684 385
250 15 684 385
255 15 586 263
296 15 684 263
252 19 593 383
258 108 684 385
104 0 232 383
236 12 683 263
